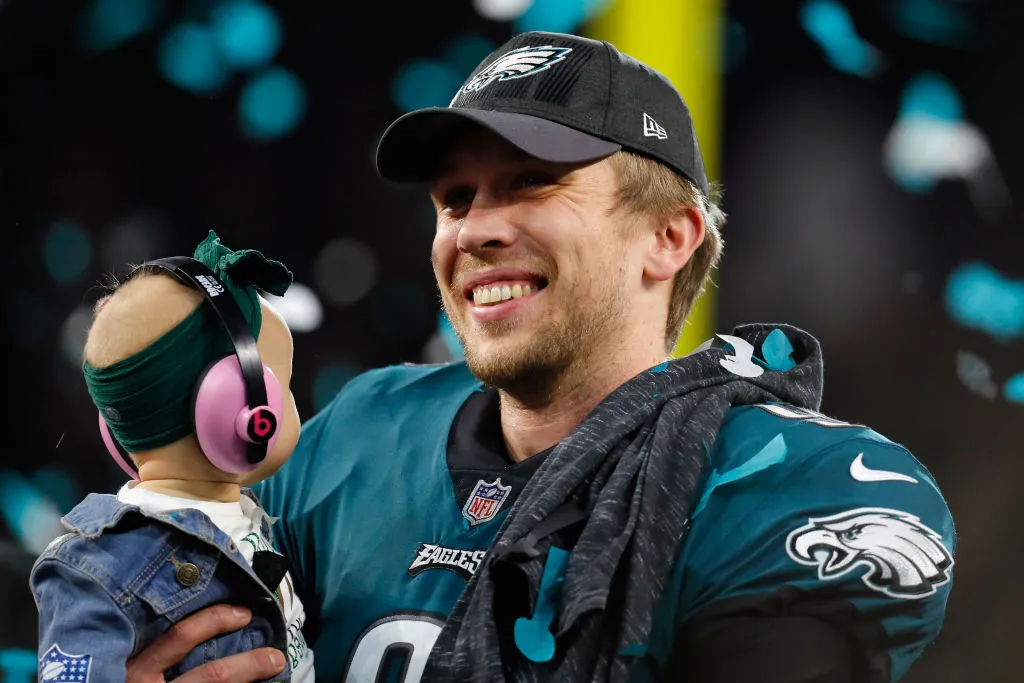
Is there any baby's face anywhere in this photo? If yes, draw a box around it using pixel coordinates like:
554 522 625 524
241 298 300 485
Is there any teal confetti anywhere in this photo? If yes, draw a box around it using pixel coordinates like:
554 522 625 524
761 328 797 371
515 546 570 662
1003 372 1024 404
693 434 788 516
620 643 648 657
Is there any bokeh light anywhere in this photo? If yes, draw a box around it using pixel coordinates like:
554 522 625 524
473 0 534 22
313 238 379 307
59 305 94 369
945 262 1024 342
210 0 283 71
78 0 164 53
955 349 998 400
157 22 230 95
883 114 988 194
98 210 172 273
0 469 65 555
882 71 1004 199
891 0 974 49
262 282 324 333
1003 372 1024 404
799 0 884 78
392 59 463 112
43 220 93 285
30 468 80 516
514 0 590 34
0 649 36 683
238 66 308 140
899 71 962 121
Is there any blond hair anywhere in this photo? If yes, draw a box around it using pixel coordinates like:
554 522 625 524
83 270 203 368
608 151 726 353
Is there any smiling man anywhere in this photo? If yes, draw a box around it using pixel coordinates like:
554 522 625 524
124 31 955 683
426 125 702 461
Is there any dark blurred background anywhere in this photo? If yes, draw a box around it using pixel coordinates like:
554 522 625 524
1 0 1021 681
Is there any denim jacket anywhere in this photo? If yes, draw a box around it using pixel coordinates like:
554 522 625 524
29 488 290 683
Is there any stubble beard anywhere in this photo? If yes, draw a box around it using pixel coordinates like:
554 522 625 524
444 282 628 404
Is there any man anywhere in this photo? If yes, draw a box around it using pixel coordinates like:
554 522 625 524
124 30 955 683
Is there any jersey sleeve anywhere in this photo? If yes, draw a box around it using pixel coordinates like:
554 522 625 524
674 435 956 683
30 552 136 683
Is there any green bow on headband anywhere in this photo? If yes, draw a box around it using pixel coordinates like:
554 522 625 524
83 230 294 454
192 229 294 339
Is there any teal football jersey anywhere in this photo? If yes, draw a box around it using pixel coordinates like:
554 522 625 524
643 404 955 682
257 362 954 683
258 363 506 682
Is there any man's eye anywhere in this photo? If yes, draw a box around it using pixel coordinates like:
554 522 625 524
516 173 553 190
442 186 474 208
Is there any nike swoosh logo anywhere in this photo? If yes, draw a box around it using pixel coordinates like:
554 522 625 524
849 453 919 484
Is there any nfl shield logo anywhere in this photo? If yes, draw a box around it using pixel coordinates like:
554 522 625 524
462 477 512 527
39 643 92 682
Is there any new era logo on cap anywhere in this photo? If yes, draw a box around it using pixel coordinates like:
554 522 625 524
376 31 709 198
643 113 667 140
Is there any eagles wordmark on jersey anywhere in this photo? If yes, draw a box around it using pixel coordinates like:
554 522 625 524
408 543 488 581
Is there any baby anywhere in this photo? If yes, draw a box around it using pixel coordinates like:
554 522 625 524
30 230 313 682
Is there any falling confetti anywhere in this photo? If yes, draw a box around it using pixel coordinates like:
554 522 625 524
955 350 998 400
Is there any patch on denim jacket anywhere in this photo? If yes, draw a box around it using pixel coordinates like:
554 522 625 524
39 643 92 682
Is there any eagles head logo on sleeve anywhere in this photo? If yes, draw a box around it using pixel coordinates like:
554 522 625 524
786 507 954 599
454 45 573 100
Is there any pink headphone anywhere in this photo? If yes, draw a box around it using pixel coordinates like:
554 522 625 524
98 256 284 480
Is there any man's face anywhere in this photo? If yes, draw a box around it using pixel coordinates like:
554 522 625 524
430 129 646 395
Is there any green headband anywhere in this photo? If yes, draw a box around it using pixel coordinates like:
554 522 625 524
83 230 293 452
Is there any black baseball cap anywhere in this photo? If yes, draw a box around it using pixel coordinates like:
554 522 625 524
375 31 710 197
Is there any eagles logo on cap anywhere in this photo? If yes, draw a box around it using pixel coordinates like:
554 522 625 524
376 30 710 198
457 46 573 98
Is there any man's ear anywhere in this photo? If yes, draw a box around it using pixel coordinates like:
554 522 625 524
643 205 705 282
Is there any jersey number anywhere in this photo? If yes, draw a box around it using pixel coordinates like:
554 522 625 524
344 613 445 683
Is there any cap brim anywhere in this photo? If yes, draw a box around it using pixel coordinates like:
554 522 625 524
375 108 622 183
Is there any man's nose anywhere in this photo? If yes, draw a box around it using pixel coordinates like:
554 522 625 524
456 201 518 254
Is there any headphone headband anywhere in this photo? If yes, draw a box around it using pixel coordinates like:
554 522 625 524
141 256 269 464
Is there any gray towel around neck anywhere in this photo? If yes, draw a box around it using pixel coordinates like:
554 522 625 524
421 323 825 683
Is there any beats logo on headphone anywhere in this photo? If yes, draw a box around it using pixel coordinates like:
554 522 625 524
245 407 278 443
97 256 283 480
